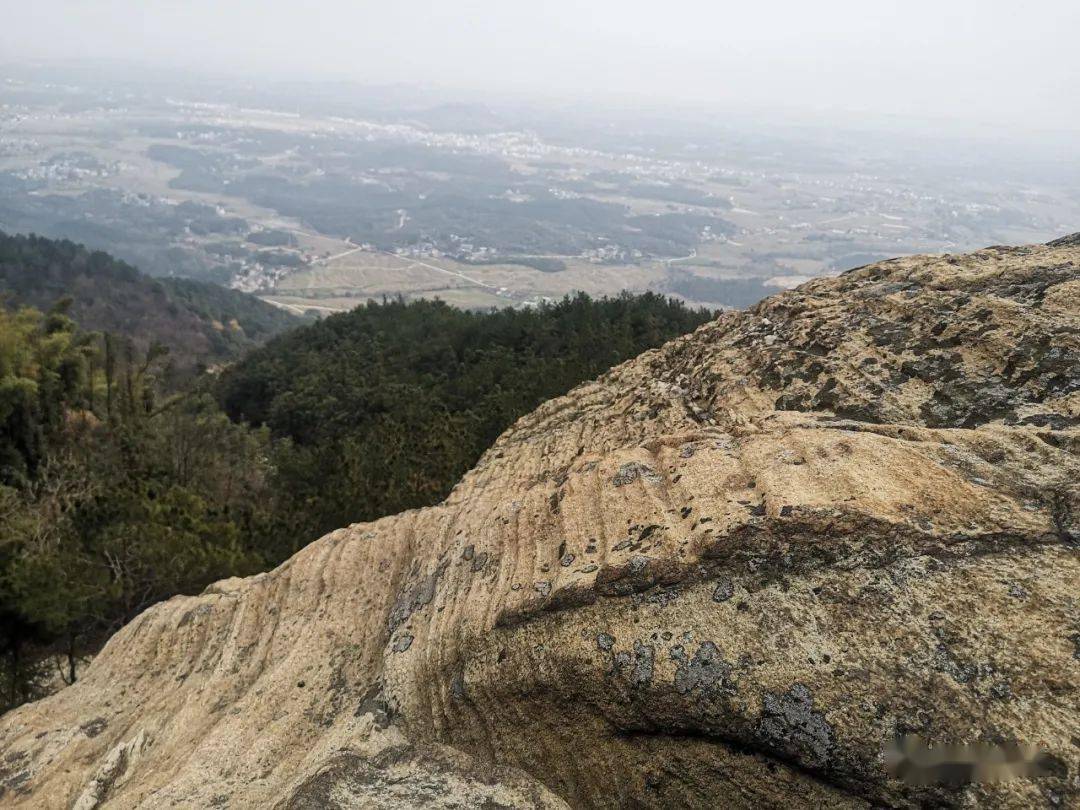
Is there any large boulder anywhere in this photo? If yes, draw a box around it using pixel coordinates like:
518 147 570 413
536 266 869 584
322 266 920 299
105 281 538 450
1 238 1077 808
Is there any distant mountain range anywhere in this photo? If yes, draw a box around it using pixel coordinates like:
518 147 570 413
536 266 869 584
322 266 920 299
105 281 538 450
0 231 300 372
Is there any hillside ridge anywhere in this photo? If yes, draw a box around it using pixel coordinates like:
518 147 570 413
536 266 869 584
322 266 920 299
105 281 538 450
0 231 299 373
0 237 1077 808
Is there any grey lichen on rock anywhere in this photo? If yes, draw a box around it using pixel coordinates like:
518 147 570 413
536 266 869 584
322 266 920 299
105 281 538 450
672 641 735 697
611 462 662 487
756 684 834 771
1 238 1078 808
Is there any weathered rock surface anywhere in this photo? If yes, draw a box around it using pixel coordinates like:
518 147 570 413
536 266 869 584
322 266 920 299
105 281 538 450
1 238 1078 808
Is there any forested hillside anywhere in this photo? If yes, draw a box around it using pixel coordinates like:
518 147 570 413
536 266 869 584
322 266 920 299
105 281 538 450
0 232 300 376
0 301 277 710
217 293 712 544
0 270 711 712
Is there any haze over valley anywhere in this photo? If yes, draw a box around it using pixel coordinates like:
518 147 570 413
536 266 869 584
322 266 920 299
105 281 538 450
3 64 1076 314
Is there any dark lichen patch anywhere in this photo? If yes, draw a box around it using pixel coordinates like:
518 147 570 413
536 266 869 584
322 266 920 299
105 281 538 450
757 684 834 771
388 559 451 631
471 552 489 573
549 489 564 514
931 642 983 684
672 641 735 696
80 717 108 738
612 462 661 487
450 672 467 701
356 686 395 730
990 263 1078 304
631 641 655 687
1013 413 1078 430
1006 583 1029 600
711 578 734 603
638 524 662 542
391 634 414 653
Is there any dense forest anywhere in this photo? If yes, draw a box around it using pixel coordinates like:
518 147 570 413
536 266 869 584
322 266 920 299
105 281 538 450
216 293 711 547
0 235 713 712
0 232 300 377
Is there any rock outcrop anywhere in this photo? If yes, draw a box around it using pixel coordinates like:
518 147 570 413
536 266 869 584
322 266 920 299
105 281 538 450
1 238 1078 808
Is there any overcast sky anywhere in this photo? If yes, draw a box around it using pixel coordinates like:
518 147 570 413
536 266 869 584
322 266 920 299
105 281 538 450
3 0 1078 132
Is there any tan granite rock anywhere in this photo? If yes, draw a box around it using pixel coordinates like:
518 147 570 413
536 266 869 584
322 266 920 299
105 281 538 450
1 238 1077 808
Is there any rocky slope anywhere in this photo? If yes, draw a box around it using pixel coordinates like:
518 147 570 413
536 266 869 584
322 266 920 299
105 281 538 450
1 237 1078 809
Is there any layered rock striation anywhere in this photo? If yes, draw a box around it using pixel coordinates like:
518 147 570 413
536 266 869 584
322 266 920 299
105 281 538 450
1 238 1078 808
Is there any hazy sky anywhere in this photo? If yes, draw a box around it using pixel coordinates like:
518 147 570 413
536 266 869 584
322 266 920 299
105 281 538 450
3 0 1078 131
